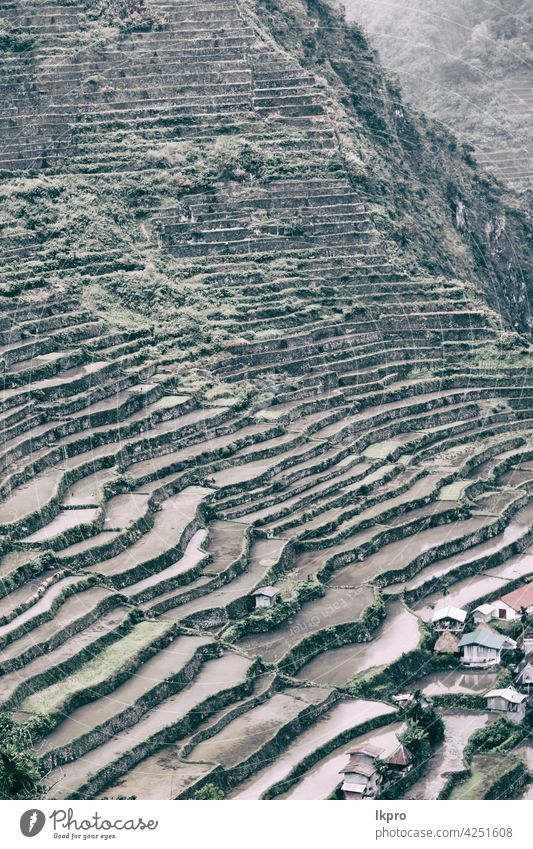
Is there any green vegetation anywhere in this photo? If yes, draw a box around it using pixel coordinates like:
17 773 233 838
193 783 225 800
448 754 528 800
0 716 42 800
21 620 169 715
347 0 533 192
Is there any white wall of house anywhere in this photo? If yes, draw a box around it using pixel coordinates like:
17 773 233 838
255 595 274 608
473 610 494 624
486 697 525 722
462 644 500 665
491 602 518 621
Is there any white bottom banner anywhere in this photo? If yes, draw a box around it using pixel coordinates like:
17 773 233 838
2 799 532 849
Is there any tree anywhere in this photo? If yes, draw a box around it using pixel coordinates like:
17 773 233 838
399 722 431 763
193 783 225 800
403 692 445 746
0 717 42 800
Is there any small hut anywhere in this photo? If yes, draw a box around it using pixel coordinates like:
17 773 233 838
484 687 527 723
252 586 278 609
431 606 466 633
434 629 459 654
384 744 413 771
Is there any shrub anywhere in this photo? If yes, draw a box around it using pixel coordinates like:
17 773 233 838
0 716 42 800
193 783 224 800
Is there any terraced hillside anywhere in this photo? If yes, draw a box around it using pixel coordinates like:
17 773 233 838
1 0 533 801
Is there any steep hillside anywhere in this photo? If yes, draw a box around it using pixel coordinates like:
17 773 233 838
345 0 533 193
2 0 533 802
0 0 532 335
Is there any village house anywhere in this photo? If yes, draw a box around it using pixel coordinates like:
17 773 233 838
340 741 413 800
473 584 533 623
484 687 527 723
340 743 383 800
431 606 466 633
519 625 533 655
383 744 413 777
516 657 533 694
252 586 278 609
434 629 460 654
458 625 516 667
473 603 495 624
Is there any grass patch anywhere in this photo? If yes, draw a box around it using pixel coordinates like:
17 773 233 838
449 754 522 799
21 620 169 715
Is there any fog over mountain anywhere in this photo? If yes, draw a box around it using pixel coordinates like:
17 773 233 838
344 0 533 192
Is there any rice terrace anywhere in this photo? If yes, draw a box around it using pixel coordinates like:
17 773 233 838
1 0 533 803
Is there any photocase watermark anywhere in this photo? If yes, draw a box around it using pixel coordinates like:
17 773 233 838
19 808 159 840
20 810 46 838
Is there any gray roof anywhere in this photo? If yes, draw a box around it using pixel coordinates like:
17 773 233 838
252 586 278 598
459 627 513 650
432 606 466 623
485 687 526 704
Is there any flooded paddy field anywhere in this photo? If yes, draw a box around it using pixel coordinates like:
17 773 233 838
327 517 489 588
237 586 373 664
44 652 253 799
295 601 420 685
160 537 286 625
414 548 533 619
414 670 498 696
230 698 396 799
281 721 404 800
3 32 533 807
405 711 490 799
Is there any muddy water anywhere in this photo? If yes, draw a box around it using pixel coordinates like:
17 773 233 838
232 462 372 524
0 586 116 664
44 651 253 799
63 468 118 507
290 526 384 583
327 517 489 588
103 492 151 530
189 687 331 772
414 549 533 619
0 607 131 706
36 635 211 755
23 508 99 543
100 676 275 800
0 466 65 525
237 586 373 665
0 575 83 640
405 504 533 594
283 722 404 800
295 601 420 686
275 464 399 538
415 669 498 696
83 486 211 580
405 711 489 799
161 538 286 624
123 530 208 598
230 699 396 799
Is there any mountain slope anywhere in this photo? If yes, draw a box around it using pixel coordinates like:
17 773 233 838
0 0 531 338
2 0 533 803
345 0 533 193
